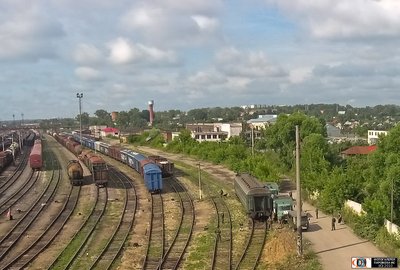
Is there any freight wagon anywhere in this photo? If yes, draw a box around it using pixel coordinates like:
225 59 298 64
29 140 42 170
148 155 174 177
69 133 163 193
0 151 13 171
67 160 84 185
234 173 273 220
55 133 109 187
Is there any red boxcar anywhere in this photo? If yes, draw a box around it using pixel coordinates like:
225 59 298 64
30 142 42 170
88 156 108 187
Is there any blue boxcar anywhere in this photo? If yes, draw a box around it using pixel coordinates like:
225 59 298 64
132 153 146 172
143 163 162 192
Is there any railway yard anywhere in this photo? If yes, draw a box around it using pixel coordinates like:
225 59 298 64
0 130 307 270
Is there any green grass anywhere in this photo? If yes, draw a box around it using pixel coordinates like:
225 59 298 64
182 233 215 270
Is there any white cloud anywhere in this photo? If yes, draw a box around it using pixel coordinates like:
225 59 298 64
73 44 103 64
0 4 64 60
191 15 219 32
108 37 177 65
289 67 312 84
120 1 222 46
108 38 137 64
187 70 226 85
215 47 287 78
267 0 400 39
75 66 101 80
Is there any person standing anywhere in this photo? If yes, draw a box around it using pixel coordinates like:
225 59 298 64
221 212 225 224
267 216 272 230
338 213 342 224
331 217 336 231
315 208 319 219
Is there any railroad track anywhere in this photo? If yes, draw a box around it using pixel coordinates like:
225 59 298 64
49 186 108 269
211 196 233 270
143 192 165 270
88 167 137 270
0 170 37 216
0 185 81 269
158 178 195 270
0 157 61 264
0 147 30 193
234 219 267 270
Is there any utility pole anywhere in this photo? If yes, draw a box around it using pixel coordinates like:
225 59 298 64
198 163 203 200
251 125 254 156
76 93 83 145
295 125 303 256
391 177 394 233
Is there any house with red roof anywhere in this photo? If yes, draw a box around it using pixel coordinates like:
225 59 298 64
100 127 120 138
341 145 377 158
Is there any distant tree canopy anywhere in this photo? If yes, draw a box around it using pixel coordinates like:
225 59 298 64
262 112 327 169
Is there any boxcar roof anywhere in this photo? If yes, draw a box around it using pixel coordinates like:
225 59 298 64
143 163 162 174
89 156 105 164
235 173 270 196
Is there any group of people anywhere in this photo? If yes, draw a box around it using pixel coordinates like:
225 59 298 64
315 207 343 231
331 213 343 230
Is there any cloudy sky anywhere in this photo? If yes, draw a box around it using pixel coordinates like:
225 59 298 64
2 0 400 120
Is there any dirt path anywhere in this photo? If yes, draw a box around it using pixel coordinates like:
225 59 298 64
300 200 396 270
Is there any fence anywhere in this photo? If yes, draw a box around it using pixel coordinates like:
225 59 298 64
346 200 400 237
384 219 400 237
345 200 364 215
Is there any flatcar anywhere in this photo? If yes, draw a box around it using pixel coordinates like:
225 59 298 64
234 173 273 220
67 160 84 185
29 140 42 170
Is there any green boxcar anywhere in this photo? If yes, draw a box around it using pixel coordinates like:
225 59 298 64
234 173 273 220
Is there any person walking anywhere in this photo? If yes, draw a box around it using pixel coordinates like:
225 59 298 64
338 213 342 224
315 208 319 219
331 216 336 231
221 212 225 224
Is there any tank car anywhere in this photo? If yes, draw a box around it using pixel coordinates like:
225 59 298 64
67 160 84 185
234 173 273 220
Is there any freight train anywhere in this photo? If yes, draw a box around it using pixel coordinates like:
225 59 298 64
54 134 108 187
55 133 165 193
234 173 273 220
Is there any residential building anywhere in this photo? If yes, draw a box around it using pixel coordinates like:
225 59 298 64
100 127 120 138
247 114 277 130
186 123 242 142
367 130 388 145
341 145 377 158
89 125 107 138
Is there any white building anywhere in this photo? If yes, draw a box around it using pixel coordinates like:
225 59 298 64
186 123 242 142
367 130 388 145
247 114 277 130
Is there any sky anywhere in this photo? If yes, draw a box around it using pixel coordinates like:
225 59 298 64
2 0 400 120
